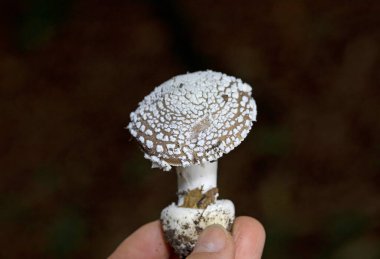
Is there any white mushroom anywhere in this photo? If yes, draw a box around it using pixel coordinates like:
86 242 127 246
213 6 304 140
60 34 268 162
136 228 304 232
127 70 257 257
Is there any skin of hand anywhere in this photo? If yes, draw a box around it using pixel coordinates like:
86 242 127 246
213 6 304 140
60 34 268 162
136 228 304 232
109 216 265 259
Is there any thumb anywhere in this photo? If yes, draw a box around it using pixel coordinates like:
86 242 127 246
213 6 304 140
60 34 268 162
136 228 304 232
187 224 235 259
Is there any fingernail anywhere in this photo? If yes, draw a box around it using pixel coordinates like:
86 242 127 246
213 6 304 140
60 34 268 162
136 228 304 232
193 225 227 253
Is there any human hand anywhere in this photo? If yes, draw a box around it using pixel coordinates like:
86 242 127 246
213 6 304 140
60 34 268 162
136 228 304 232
109 216 265 259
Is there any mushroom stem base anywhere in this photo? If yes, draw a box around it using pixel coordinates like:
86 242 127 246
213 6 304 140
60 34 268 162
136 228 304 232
161 200 235 258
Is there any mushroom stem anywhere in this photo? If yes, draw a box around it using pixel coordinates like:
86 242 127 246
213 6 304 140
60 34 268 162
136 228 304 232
176 161 218 206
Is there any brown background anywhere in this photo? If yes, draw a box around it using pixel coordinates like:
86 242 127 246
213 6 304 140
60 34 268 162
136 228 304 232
1 0 379 258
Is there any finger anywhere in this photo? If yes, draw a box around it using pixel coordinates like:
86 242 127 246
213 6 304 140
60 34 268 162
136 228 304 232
232 216 266 259
187 224 235 259
108 220 172 259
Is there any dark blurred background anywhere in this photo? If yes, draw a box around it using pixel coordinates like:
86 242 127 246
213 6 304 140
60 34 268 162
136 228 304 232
1 0 379 258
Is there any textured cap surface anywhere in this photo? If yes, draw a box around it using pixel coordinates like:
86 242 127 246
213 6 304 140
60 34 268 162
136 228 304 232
127 70 257 171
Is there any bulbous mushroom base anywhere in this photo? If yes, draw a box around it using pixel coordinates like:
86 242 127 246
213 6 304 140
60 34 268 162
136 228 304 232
160 200 235 258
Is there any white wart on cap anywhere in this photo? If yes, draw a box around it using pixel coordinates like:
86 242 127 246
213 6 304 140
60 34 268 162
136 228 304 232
128 70 257 171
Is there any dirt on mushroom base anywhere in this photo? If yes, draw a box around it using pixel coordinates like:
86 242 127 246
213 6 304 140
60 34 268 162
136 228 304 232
163 227 193 259
179 187 219 209
161 206 234 258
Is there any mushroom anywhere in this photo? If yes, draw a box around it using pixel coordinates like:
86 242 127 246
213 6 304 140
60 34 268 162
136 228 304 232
127 70 257 257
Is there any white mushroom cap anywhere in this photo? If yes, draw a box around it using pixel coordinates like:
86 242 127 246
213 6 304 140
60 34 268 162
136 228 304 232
127 70 257 171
